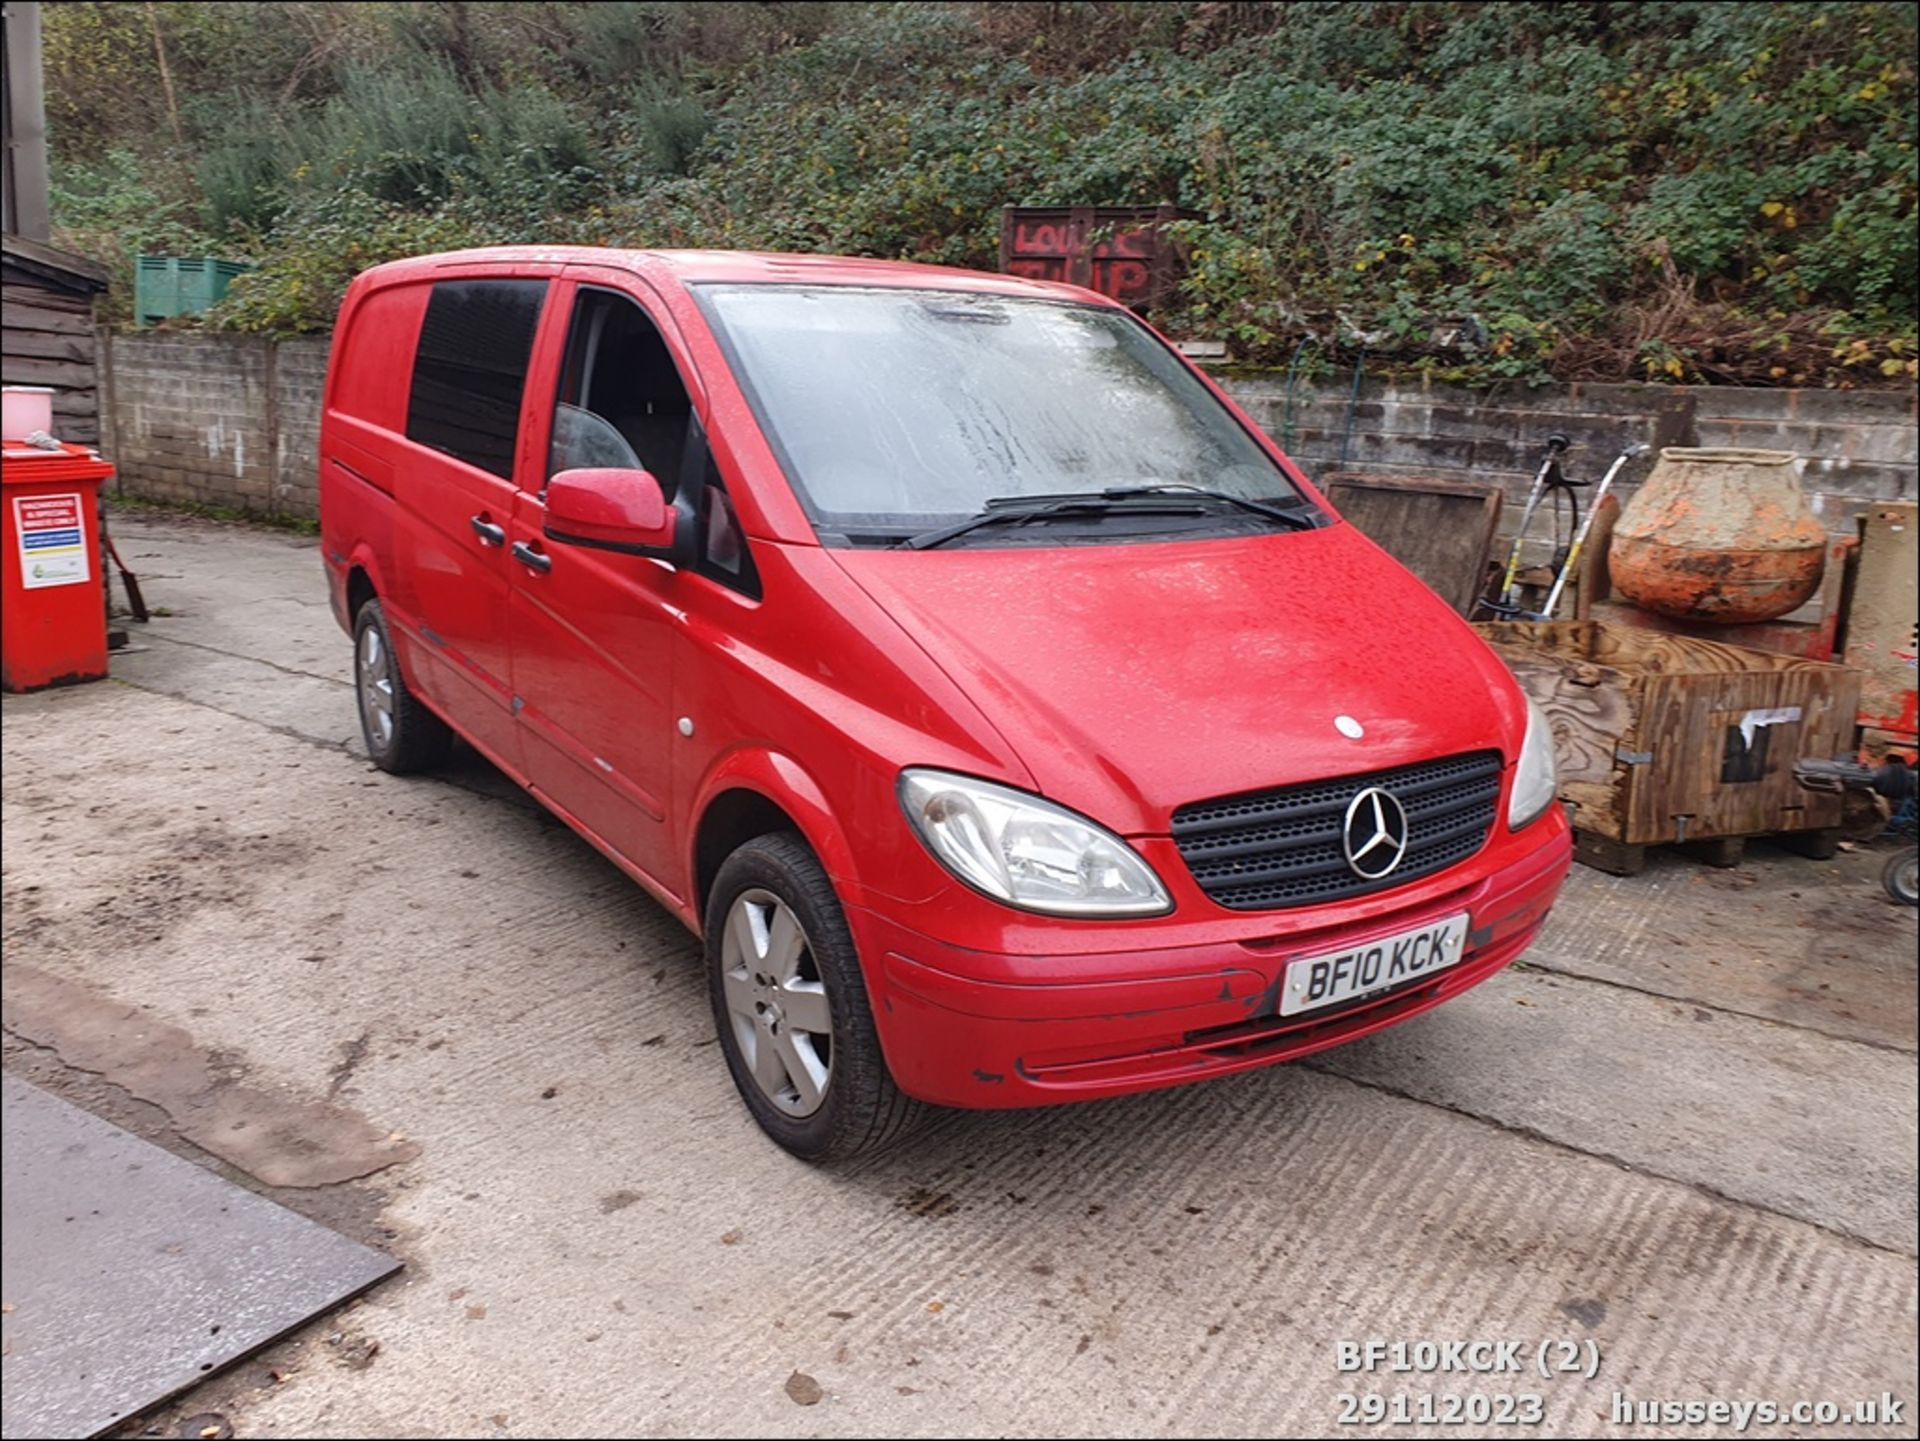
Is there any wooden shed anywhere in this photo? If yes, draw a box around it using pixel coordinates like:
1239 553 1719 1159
2 233 107 444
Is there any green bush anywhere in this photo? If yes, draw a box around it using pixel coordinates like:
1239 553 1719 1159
43 1 1919 384
48 149 216 326
211 190 485 337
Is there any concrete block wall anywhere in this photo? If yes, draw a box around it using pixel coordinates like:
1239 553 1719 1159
99 332 329 522
271 338 331 518
1218 374 1918 554
97 332 1916 543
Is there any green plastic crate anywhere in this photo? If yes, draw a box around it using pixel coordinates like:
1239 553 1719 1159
134 256 252 326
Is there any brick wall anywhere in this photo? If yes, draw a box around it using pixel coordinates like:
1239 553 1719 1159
98 332 1916 539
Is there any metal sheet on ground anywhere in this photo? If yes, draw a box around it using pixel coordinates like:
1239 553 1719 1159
0 1076 399 1440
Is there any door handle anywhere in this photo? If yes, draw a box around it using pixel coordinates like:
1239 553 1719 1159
469 515 506 547
511 540 552 573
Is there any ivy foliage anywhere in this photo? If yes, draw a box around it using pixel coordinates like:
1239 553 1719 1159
43 1 1917 385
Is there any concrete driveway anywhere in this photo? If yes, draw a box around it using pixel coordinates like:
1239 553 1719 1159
3 510 1915 1438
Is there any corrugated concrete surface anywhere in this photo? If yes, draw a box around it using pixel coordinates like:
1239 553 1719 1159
1 513 1912 1438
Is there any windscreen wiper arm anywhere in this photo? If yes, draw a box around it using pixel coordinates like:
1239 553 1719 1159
1099 484 1319 530
899 495 1204 551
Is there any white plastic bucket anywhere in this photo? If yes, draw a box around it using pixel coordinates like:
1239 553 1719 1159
2 386 56 440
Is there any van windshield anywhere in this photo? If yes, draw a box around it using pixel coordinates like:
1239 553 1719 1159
694 284 1307 546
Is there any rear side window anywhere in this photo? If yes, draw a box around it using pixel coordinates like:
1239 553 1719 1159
406 280 547 478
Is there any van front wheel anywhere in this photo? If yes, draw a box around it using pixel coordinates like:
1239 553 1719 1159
353 599 451 773
705 833 926 1162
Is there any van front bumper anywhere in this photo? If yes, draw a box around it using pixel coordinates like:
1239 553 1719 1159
850 811 1571 1109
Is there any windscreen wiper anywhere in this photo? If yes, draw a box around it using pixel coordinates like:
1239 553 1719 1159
900 494 1206 551
1098 484 1319 530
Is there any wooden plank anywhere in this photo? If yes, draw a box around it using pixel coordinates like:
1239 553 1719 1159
0 355 95 389
1679 835 1746 868
2 280 95 307
3 329 95 363
1779 827 1843 859
0 235 110 289
1478 618 1598 662
50 416 99 443
1575 493 1619 619
1574 831 1646 876
1477 628 1638 839
0 278 94 313
1321 472 1503 616
0 300 96 336
1488 616 1833 676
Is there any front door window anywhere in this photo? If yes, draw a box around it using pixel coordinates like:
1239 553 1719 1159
549 290 692 495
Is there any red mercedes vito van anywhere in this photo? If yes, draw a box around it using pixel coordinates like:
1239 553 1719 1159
319 248 1571 1160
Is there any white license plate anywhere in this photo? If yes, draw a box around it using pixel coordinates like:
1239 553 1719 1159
1279 912 1471 1018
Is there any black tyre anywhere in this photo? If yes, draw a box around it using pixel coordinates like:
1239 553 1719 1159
1883 847 1919 907
705 832 927 1162
353 598 452 774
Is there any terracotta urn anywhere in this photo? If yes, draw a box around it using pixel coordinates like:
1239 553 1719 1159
1608 447 1827 624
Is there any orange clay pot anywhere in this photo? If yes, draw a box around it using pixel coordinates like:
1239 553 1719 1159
1608 447 1827 624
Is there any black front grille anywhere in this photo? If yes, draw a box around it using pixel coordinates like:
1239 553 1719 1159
1171 751 1503 910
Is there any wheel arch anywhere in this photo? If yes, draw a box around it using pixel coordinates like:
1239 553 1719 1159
688 750 864 930
339 547 435 700
345 563 377 623
341 537 393 621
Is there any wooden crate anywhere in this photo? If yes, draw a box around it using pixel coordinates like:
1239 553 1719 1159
1475 620 1862 873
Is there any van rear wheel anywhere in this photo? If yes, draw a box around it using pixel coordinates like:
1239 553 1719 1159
354 598 452 773
705 833 927 1162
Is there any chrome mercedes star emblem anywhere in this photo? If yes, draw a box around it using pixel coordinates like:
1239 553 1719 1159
1342 786 1410 879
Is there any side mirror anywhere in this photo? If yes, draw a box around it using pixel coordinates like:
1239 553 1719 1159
545 468 676 557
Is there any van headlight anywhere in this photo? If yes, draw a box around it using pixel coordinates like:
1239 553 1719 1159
898 769 1172 916
1508 697 1559 830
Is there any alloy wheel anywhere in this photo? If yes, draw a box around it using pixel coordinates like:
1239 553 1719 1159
357 623 395 754
720 887 834 1116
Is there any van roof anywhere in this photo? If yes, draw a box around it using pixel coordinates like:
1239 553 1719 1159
357 247 1104 304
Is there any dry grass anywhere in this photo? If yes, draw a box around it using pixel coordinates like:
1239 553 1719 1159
1551 248 1912 388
